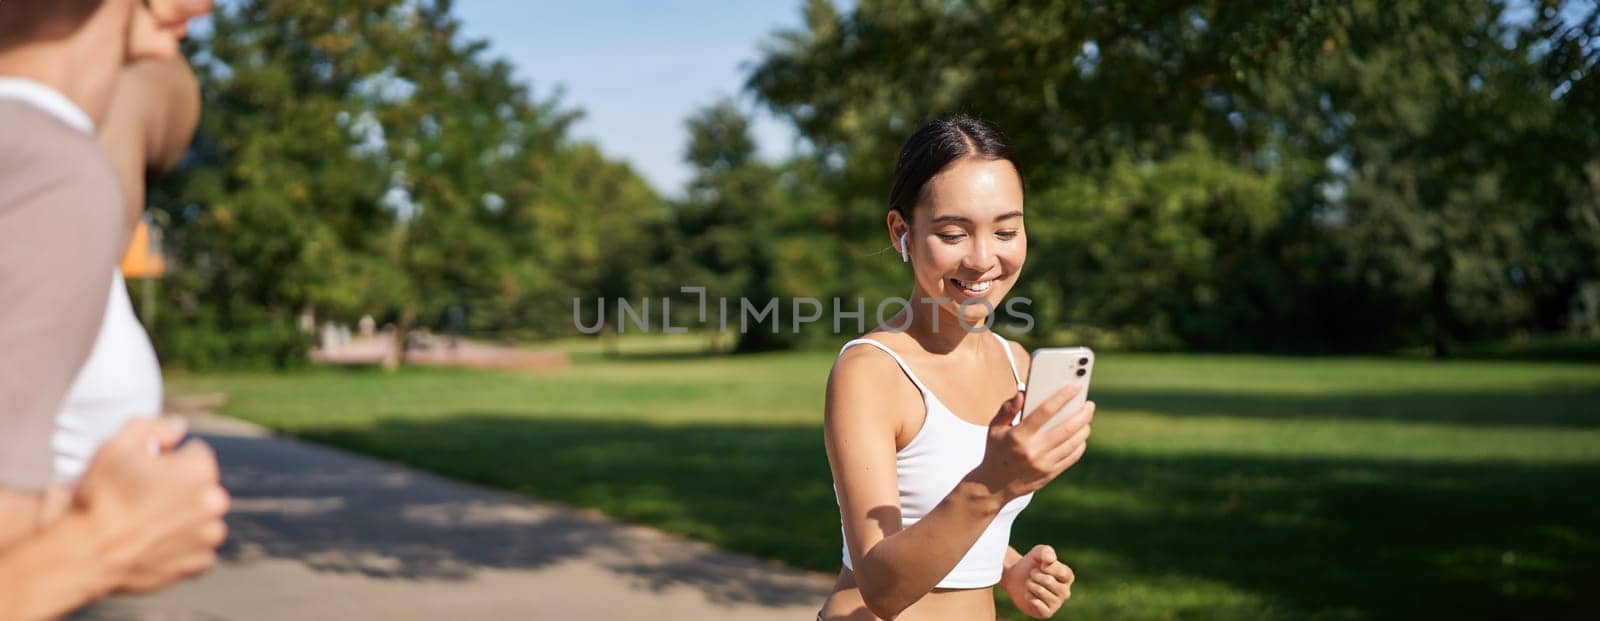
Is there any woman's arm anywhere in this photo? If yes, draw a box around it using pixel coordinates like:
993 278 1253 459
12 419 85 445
999 343 1077 618
98 57 200 251
0 418 229 621
0 508 125 621
826 347 1011 619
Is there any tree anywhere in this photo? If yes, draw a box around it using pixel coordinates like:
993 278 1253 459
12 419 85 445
151 0 664 368
675 100 787 351
747 0 1600 354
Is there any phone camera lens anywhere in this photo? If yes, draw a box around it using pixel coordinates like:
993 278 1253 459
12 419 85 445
1078 358 1089 366
1075 368 1087 377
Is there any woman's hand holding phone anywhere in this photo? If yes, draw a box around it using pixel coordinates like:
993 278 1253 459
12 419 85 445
966 384 1096 502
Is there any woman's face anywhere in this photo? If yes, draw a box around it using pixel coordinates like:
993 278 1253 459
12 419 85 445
891 157 1026 331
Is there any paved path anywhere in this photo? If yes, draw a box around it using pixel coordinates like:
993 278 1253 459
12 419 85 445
74 412 832 620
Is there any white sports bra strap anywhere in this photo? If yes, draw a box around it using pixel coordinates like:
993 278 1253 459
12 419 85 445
838 338 932 396
992 332 1025 391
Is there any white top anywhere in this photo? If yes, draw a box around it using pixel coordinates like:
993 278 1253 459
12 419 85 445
52 271 163 482
836 332 1033 589
0 76 94 133
0 78 162 483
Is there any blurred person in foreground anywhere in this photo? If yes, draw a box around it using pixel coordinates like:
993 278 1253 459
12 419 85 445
0 1 222 619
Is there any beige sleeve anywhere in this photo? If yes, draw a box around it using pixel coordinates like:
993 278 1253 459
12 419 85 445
0 102 124 491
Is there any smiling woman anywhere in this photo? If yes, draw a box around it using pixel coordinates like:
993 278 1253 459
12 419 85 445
886 116 1029 332
818 116 1094 621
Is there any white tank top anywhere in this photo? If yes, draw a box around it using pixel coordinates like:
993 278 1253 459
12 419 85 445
53 270 163 482
836 332 1033 589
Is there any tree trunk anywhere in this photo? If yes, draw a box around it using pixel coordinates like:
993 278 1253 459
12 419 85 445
384 308 413 372
602 324 618 358
1431 259 1452 359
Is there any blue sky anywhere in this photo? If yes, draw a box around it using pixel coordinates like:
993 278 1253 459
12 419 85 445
451 0 807 197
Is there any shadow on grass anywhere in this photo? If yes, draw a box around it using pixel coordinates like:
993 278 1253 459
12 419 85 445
1091 385 1600 428
1445 338 1600 363
292 412 1600 621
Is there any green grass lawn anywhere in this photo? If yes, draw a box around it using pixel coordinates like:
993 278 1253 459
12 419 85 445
170 341 1600 620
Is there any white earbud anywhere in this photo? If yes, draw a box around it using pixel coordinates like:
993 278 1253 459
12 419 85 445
899 232 909 263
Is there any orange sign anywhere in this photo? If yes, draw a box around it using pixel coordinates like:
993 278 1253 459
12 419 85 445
120 219 166 279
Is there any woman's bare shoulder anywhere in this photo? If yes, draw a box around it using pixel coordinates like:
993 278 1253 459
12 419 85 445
826 336 921 426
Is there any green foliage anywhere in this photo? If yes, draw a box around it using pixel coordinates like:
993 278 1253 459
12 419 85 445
673 100 792 350
747 0 1600 354
151 299 308 371
671 100 908 351
151 0 664 366
1027 137 1286 349
149 0 1599 360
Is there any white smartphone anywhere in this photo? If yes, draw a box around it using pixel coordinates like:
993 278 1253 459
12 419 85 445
1021 347 1095 430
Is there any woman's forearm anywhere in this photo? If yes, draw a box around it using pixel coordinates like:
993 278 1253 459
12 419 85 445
99 57 200 250
140 57 200 173
855 477 1008 618
0 511 122 621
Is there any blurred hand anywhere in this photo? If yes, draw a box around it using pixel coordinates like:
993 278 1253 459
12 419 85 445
1001 544 1075 618
968 384 1095 501
73 417 230 593
127 0 214 61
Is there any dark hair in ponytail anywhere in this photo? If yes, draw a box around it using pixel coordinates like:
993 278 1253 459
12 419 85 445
887 114 1021 219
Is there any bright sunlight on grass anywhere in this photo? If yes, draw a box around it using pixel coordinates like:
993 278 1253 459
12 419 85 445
169 342 1600 620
